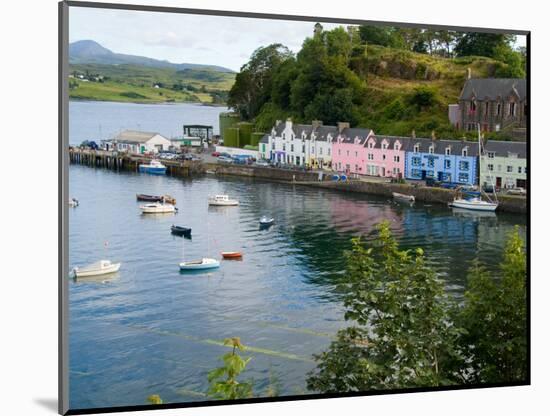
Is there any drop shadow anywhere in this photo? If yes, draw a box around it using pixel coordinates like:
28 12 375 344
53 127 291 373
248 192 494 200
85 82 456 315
34 398 58 413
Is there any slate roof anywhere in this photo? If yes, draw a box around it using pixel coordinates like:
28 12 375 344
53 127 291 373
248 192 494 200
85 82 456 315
405 137 480 156
484 140 526 158
260 134 269 144
459 78 526 101
113 130 163 143
365 135 411 149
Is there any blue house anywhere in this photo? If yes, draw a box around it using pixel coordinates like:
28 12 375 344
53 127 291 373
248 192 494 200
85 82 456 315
404 138 478 186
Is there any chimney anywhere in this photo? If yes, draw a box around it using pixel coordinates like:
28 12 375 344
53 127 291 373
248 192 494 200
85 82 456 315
467 68 471 79
275 119 282 127
337 122 350 133
312 120 323 129
411 129 416 139
285 117 293 129
431 130 437 140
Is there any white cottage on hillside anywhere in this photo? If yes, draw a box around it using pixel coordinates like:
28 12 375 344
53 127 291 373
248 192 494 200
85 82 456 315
109 130 172 154
266 119 339 169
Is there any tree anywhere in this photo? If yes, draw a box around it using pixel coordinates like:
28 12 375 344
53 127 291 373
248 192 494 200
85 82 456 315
307 223 463 393
207 337 253 400
454 33 516 58
456 227 527 384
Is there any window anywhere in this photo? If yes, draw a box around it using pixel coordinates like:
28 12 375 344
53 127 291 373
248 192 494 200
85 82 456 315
382 142 388 150
291 144 294 152
327 148 330 155
518 166 522 174
355 164 359 172
368 141 374 149
338 162 342 170
445 147 451 156
441 172 451 182
458 173 469 183
507 165 513 173
445 159 451 169
485 101 489 115
462 148 468 157
271 142 275 150
283 144 286 151
282 133 285 140
355 151 358 157
302 144 305 153
427 158 435 168
320 148 323 155
411 169 422 178
338 149 341 156
487 151 495 158
524 167 527 174
394 143 400 150
368 153 374 160
459 161 469 171
487 164 494 171
394 155 400 162
382 154 386 160
425 170 435 178
428 146 434 154
510 102 516 116
497 103 501 116
412 157 421 166
470 100 476 112
414 144 420 153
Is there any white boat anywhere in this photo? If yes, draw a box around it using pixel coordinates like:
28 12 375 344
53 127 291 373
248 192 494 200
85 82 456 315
392 192 415 203
449 197 498 211
208 194 239 206
73 260 121 278
259 216 275 227
450 124 499 212
179 257 220 271
138 159 166 175
69 197 79 207
140 203 178 214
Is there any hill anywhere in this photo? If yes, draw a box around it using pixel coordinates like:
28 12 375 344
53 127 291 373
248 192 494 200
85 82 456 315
69 40 234 73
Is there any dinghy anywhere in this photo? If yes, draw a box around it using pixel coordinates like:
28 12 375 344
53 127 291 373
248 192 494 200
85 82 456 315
179 258 220 271
69 197 79 207
136 194 162 202
259 216 274 228
392 192 415 203
171 225 192 238
140 203 178 214
221 251 243 259
73 260 120 278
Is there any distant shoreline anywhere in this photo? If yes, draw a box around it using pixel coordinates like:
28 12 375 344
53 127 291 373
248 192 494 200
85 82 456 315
68 98 228 107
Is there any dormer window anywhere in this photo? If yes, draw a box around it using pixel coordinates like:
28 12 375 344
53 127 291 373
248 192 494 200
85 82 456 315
382 141 388 150
368 140 374 149
428 145 434 154
470 100 476 112
394 142 400 151
462 148 468 157
414 144 420 153
445 147 451 156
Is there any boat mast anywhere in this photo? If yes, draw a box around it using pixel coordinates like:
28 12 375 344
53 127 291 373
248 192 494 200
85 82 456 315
478 123 498 204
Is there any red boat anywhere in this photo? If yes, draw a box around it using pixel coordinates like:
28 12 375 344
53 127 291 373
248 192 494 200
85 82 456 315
221 251 243 259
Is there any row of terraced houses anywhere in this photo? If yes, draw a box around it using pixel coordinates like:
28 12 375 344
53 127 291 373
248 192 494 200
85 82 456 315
259 118 527 189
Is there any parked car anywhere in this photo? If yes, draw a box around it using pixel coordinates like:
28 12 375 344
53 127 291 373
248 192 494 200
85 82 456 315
507 187 526 196
482 184 498 193
218 156 233 163
220 152 231 158
211 152 220 157
425 178 441 187
254 160 270 167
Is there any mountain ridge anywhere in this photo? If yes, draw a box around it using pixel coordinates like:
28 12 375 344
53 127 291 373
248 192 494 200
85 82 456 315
69 40 235 73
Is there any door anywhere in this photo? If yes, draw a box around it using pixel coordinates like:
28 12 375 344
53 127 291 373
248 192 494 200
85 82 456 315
496 177 502 187
381 167 385 176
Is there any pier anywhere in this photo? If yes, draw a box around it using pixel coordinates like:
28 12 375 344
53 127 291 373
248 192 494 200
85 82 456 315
68 148 203 176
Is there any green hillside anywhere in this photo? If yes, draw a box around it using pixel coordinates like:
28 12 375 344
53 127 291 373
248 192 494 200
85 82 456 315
69 63 235 104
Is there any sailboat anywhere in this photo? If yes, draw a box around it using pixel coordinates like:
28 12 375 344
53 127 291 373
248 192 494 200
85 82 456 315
449 125 498 212
179 220 219 272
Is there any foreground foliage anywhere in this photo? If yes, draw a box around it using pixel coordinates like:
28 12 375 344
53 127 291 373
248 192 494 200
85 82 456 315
307 223 527 393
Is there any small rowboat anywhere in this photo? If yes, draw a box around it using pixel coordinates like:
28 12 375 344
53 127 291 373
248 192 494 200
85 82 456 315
179 258 220 271
162 195 176 205
140 203 178 214
136 194 162 202
73 260 120 278
221 251 243 259
171 225 192 238
69 197 79 207
259 216 274 228
392 192 415 203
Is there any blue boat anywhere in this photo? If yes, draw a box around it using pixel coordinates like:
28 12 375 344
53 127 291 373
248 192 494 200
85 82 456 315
138 160 166 175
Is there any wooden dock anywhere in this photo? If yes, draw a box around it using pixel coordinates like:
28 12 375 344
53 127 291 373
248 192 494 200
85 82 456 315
68 148 203 177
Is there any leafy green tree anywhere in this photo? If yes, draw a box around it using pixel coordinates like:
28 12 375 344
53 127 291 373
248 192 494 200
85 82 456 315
358 25 402 48
454 33 516 58
207 337 253 400
457 227 527 384
307 222 463 393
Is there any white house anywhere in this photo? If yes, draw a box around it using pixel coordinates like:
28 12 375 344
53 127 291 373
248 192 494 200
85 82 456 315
266 119 339 169
109 130 172 154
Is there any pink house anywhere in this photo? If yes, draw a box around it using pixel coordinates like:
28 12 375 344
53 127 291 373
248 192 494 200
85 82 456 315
332 131 408 178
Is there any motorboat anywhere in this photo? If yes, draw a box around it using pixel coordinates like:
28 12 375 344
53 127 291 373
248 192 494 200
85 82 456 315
179 258 220 271
392 192 415 203
449 197 498 211
69 197 79 207
259 216 274 228
221 251 243 259
208 195 239 206
171 225 192 238
140 203 178 214
72 260 121 278
138 160 166 175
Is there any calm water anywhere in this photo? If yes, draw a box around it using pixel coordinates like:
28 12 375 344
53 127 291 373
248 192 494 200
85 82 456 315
69 100 228 145
68 165 526 409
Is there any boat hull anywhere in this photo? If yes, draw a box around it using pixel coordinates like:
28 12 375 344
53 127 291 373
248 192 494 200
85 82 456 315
74 263 120 278
171 226 191 237
449 200 498 211
136 194 162 202
138 166 166 175
221 252 243 259
179 258 220 271
208 201 239 206
392 192 415 202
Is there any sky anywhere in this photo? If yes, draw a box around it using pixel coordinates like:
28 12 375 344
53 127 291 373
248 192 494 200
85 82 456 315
69 7 526 72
